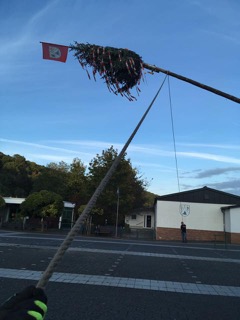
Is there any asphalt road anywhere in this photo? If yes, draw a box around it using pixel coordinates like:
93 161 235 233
0 230 240 320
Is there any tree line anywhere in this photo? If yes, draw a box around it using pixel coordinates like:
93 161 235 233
0 147 157 225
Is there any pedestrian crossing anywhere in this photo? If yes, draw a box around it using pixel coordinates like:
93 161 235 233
0 267 240 297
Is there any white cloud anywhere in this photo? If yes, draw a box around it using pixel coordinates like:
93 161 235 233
178 151 240 164
28 153 77 164
2 138 240 167
178 142 240 150
0 138 81 154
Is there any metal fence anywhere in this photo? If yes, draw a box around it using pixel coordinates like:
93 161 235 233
122 228 155 240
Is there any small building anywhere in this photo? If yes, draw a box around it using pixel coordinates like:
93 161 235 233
124 207 155 240
0 197 24 225
0 197 75 230
154 186 240 244
125 207 154 229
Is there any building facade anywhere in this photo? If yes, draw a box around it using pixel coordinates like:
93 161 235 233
154 187 240 244
125 207 154 229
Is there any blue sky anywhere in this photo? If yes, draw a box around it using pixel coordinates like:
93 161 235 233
1 0 240 196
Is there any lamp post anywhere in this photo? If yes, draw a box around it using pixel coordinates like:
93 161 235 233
115 187 120 237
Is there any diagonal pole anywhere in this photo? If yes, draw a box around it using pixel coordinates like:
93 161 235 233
144 62 240 104
36 76 167 289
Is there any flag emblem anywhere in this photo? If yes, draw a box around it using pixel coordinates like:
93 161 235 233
42 42 68 63
49 46 61 59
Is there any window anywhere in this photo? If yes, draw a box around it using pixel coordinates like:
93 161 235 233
131 214 136 220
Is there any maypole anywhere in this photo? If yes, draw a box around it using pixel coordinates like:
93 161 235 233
41 41 240 104
37 40 239 288
68 42 240 104
143 62 240 104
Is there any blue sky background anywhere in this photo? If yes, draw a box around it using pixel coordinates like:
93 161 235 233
1 0 240 196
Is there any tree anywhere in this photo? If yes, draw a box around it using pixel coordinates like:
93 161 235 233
87 146 147 225
20 190 63 220
144 191 158 207
0 153 32 197
66 158 88 210
32 166 68 198
47 161 70 173
0 196 5 208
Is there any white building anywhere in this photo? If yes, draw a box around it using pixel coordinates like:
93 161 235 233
154 186 240 244
125 207 154 229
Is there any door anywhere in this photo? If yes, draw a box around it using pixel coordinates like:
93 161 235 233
146 215 152 228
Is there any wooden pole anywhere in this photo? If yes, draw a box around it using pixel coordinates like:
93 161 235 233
143 62 240 104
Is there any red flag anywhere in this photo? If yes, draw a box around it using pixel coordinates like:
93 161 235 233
42 42 68 63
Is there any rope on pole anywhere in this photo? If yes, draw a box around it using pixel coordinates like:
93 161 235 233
36 76 167 289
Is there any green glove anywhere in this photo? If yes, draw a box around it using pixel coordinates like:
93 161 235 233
0 286 47 320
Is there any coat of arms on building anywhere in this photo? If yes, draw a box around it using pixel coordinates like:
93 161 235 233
180 204 190 217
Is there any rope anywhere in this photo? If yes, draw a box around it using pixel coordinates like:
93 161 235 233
167 77 183 222
36 75 167 289
167 76 181 194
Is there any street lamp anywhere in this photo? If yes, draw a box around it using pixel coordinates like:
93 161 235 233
115 187 120 237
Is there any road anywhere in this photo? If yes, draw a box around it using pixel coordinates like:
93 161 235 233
0 230 240 319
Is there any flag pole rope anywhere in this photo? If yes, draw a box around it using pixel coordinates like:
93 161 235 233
36 76 167 289
167 77 183 222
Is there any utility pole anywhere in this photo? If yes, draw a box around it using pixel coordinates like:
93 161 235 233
115 187 120 237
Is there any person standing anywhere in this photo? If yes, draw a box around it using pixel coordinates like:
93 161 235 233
180 221 187 242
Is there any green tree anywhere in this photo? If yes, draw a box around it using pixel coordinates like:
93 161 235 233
66 158 88 214
87 146 147 225
144 190 158 207
20 190 63 219
0 153 32 197
0 196 5 208
47 161 70 173
32 166 68 198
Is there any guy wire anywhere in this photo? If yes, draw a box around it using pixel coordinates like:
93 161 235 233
167 76 183 221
